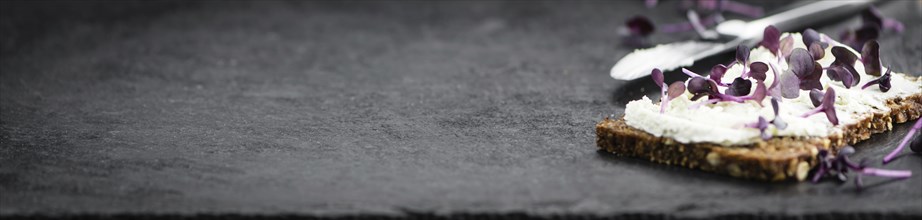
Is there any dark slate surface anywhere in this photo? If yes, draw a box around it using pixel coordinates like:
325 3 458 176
1 0 921 219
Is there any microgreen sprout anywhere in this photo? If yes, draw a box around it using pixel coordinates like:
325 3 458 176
745 116 771 140
626 16 655 36
808 43 825 60
883 117 922 164
622 16 656 47
812 146 912 189
760 25 781 56
779 35 795 61
860 40 882 77
725 77 752 96
800 87 838 125
839 6 902 53
809 89 825 107
802 28 828 49
682 68 704 78
861 67 891 92
685 68 766 106
767 63 782 99
827 46 861 88
652 69 688 114
745 62 768 81
770 97 786 130
710 64 729 86
662 82 687 113
778 49 822 98
862 6 905 33
735 45 750 74
840 22 879 53
686 76 715 101
652 69 666 110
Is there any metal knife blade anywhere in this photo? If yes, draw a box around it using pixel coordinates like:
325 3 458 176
609 40 735 81
609 0 874 81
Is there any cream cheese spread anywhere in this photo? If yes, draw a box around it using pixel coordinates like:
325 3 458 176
623 33 922 145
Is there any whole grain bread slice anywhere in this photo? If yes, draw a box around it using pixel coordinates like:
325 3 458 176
596 93 922 181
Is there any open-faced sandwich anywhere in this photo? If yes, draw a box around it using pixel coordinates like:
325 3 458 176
597 26 922 181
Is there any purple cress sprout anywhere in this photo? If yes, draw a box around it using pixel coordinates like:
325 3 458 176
652 69 687 114
778 49 823 98
685 68 766 105
622 16 656 47
779 35 795 61
809 89 824 107
827 46 861 88
860 40 882 77
743 62 768 81
862 67 891 92
767 63 782 100
710 64 729 86
685 75 715 101
839 7 899 53
855 167 913 190
800 87 838 125
725 77 752 96
862 6 905 33
626 16 655 37
808 43 825 60
682 68 704 78
812 146 912 189
802 29 828 49
736 44 750 67
770 97 786 130
760 25 781 56
662 82 687 114
652 69 667 110
840 23 879 53
812 149 832 183
652 68 665 91
883 117 922 164
745 116 771 140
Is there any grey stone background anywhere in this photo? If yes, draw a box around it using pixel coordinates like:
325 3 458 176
1 0 920 219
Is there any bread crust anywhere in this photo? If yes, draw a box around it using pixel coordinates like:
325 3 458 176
596 93 922 181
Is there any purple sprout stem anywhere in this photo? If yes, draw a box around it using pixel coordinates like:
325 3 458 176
739 64 749 79
812 165 827 183
686 10 712 39
883 18 904 33
682 68 703 78
800 106 825 118
715 93 745 103
659 84 667 114
861 168 912 178
768 63 780 90
861 78 880 90
883 117 922 164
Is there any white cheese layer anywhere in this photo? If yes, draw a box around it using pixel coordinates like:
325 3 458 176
623 33 922 145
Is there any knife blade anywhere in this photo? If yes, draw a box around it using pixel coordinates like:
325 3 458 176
610 0 875 81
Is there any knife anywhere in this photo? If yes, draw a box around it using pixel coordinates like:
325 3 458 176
610 0 876 81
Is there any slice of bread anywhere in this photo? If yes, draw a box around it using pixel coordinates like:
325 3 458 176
596 93 922 181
